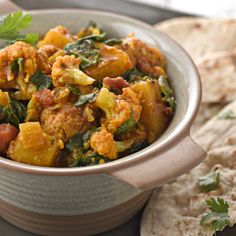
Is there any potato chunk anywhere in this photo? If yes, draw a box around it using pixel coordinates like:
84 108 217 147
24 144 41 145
85 45 133 80
7 122 61 167
38 26 74 49
131 80 167 142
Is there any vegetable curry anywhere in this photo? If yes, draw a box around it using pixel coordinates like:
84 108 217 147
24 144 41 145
0 12 175 167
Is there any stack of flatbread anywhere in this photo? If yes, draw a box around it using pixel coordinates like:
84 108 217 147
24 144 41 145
141 18 236 236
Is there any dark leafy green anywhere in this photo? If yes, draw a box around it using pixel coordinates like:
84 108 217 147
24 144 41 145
200 198 233 232
123 67 146 82
198 171 220 193
158 75 176 110
10 57 23 73
0 98 26 127
103 38 122 46
67 85 80 96
29 71 52 90
75 93 96 107
64 33 107 69
116 111 136 135
65 133 83 152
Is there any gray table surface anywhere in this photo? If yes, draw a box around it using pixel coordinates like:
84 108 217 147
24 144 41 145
1 0 236 235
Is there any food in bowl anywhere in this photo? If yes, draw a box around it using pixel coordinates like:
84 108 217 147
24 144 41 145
0 11 175 167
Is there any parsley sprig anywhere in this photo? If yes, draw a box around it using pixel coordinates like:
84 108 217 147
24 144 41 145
200 197 233 232
0 11 38 45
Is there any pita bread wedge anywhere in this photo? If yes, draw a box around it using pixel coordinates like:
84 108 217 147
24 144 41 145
155 17 236 62
141 100 236 236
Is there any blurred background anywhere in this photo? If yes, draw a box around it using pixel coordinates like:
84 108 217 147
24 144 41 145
12 0 236 24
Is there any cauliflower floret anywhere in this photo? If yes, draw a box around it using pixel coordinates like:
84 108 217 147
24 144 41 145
122 35 166 76
0 41 37 88
40 103 90 142
36 45 60 74
51 55 95 87
90 127 133 159
95 87 142 133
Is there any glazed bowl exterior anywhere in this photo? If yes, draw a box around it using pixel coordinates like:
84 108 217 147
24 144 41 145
0 3 206 236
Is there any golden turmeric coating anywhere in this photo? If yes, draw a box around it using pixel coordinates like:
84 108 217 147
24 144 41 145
122 35 166 76
40 103 90 142
96 87 142 133
90 127 117 159
51 55 95 87
0 18 174 167
0 41 37 88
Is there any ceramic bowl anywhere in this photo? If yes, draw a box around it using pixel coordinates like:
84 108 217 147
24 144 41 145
0 2 206 235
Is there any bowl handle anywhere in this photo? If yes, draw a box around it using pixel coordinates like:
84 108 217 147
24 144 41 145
0 0 22 15
110 135 206 190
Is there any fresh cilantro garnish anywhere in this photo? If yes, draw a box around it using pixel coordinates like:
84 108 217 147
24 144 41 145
75 93 96 107
29 71 52 90
116 111 136 135
200 197 233 232
0 11 38 45
198 171 220 193
218 110 236 119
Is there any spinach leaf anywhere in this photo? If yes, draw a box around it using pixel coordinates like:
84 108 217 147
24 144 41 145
10 97 26 123
64 33 106 69
123 67 146 82
158 75 176 110
75 93 96 107
29 70 52 90
0 98 26 127
116 111 136 135
103 38 122 46
10 57 23 73
65 133 83 152
67 85 80 96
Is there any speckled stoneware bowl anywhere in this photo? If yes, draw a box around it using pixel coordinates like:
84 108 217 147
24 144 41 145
0 2 206 236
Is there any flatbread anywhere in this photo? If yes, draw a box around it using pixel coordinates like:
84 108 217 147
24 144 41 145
197 50 236 104
155 17 236 63
141 101 236 236
191 50 236 132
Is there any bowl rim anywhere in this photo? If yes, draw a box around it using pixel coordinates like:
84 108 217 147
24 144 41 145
0 8 201 175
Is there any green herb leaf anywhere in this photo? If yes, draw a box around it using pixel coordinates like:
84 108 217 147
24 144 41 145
65 133 83 152
200 198 233 232
198 171 220 193
116 111 136 135
10 57 23 73
64 33 107 69
103 38 122 46
75 93 96 107
10 97 26 123
0 98 26 127
67 85 80 96
0 11 38 45
29 71 52 90
123 67 146 82
158 75 175 110
218 110 236 119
